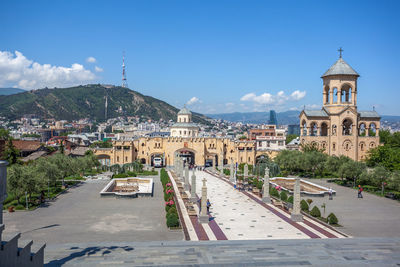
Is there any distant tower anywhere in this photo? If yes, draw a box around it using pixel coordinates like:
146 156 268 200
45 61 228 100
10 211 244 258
122 52 128 88
268 110 278 125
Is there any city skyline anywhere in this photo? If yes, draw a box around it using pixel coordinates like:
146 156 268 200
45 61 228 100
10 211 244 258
1 0 399 115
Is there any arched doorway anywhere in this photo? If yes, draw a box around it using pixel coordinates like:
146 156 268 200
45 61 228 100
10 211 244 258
175 148 195 165
97 154 111 166
150 153 165 167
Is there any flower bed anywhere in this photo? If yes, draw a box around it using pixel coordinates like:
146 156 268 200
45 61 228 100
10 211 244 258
160 169 180 228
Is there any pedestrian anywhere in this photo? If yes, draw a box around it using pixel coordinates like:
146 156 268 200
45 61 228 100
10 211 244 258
328 187 333 200
207 199 211 214
358 185 363 198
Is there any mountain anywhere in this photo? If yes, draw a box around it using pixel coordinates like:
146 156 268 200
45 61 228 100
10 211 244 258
0 84 209 123
207 111 300 125
208 111 400 125
0 88 25 95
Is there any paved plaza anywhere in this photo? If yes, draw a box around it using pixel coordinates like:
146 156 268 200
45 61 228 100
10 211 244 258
2 175 183 247
44 238 400 266
303 178 400 237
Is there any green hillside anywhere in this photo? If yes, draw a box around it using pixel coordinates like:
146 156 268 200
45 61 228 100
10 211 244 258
0 84 209 123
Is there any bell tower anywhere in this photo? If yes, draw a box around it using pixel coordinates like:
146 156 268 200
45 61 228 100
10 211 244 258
321 48 359 114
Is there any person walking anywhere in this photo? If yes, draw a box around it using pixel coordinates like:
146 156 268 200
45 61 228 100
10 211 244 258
329 187 333 200
206 199 211 214
358 185 363 198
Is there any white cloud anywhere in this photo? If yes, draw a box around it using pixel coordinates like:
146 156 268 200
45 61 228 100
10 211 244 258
0 50 96 89
240 90 306 106
94 66 103 72
290 90 306 100
187 96 200 105
86 56 96 63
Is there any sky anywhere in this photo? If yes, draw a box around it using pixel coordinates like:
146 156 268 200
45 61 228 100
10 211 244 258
1 0 399 115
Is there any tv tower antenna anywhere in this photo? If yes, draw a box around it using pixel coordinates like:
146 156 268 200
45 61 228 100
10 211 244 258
104 93 108 121
122 51 128 88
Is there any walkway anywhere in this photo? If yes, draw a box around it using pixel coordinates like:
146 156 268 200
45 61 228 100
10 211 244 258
303 178 400 237
175 169 345 240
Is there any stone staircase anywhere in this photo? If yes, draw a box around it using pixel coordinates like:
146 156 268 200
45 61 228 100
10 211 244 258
0 224 46 267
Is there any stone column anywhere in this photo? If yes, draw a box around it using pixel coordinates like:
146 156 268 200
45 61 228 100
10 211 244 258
291 177 303 222
220 154 224 175
262 167 271 204
190 170 197 202
212 156 216 171
198 178 209 224
244 164 248 178
229 161 234 182
0 161 8 224
184 164 190 191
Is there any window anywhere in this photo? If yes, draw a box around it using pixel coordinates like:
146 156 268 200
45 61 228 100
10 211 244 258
125 156 128 161
117 156 119 162
332 143 336 151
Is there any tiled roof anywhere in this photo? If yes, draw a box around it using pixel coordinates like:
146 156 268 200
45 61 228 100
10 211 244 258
303 110 329 117
12 140 41 151
359 111 380 118
322 58 359 78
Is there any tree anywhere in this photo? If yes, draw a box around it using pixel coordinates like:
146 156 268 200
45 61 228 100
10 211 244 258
300 143 325 153
0 128 10 139
367 146 400 171
59 141 65 155
3 139 20 164
303 151 327 177
338 161 366 187
7 165 25 204
388 171 400 192
324 155 341 177
369 166 390 195
35 158 62 187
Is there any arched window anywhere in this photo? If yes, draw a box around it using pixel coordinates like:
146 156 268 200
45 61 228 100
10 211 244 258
332 125 337 136
359 123 366 136
341 84 352 103
320 122 328 136
302 120 307 136
342 119 353 136
369 123 377 136
310 122 318 136
333 87 338 103
332 142 336 151
360 143 364 151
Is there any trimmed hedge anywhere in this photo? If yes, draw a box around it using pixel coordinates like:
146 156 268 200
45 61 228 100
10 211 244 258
270 187 280 198
300 199 309 212
280 191 288 202
310 206 321 217
287 195 293 204
327 213 339 225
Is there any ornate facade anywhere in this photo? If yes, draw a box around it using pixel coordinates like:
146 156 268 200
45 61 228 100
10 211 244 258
299 54 380 161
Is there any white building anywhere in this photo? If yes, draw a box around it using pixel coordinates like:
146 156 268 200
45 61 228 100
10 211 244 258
170 106 200 137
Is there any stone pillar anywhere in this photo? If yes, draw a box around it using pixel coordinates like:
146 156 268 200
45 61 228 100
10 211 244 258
291 177 303 222
262 167 271 204
229 161 234 182
212 156 216 171
0 161 8 224
244 164 248 178
190 170 197 202
184 165 190 191
220 154 224 175
198 178 209 224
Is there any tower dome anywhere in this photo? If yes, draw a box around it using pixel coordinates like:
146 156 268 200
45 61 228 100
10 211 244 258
321 57 359 78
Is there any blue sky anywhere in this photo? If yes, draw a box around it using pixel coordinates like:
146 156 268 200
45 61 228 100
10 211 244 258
1 0 399 115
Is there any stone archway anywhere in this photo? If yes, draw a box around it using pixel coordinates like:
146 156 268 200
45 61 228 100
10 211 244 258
175 148 196 166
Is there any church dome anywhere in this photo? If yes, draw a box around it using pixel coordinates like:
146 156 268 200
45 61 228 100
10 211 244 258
178 106 192 115
321 57 359 78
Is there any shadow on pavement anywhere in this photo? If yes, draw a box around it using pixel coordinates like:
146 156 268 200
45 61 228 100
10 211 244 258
23 224 60 234
45 245 134 267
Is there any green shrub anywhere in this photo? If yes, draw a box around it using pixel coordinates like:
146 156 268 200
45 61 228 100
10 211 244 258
287 195 293 204
15 204 25 210
167 206 177 215
300 199 309 212
310 206 321 217
280 191 288 202
363 185 378 192
327 213 338 225
270 187 280 198
166 213 179 227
